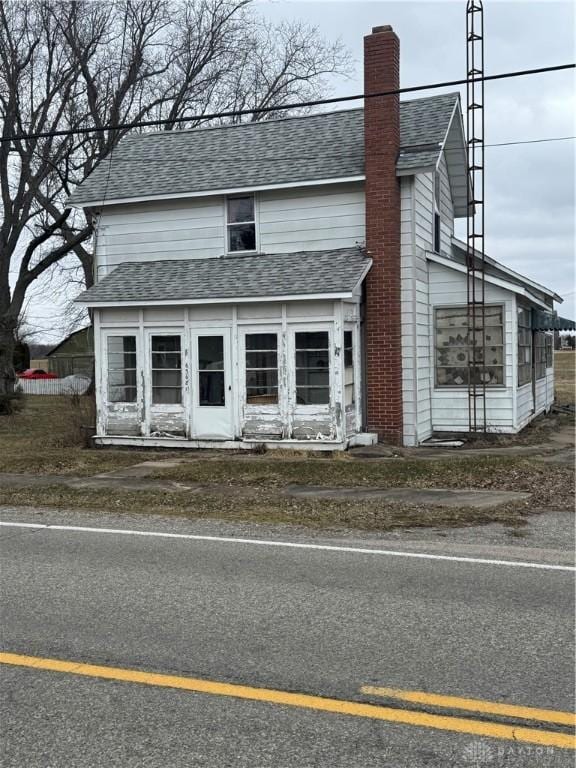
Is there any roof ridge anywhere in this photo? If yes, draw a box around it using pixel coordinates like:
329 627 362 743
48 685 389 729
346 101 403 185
126 92 460 141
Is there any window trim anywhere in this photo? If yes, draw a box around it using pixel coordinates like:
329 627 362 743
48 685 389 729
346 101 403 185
517 305 532 388
534 330 547 381
225 194 258 254
433 304 506 390
104 331 139 405
241 326 282 413
149 332 184 407
243 330 280 408
291 325 332 409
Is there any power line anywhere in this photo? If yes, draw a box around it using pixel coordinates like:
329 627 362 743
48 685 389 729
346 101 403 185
2 62 574 145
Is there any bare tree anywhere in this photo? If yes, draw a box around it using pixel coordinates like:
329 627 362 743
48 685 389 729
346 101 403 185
0 0 350 395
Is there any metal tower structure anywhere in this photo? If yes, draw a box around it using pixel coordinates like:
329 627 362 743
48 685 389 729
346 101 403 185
466 0 487 432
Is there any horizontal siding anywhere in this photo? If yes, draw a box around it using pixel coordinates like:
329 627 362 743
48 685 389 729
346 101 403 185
258 183 365 253
97 197 224 274
95 182 366 277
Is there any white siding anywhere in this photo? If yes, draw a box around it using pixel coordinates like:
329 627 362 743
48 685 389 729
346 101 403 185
96 198 225 276
401 175 433 445
258 183 365 253
94 182 366 278
429 262 516 433
437 153 454 256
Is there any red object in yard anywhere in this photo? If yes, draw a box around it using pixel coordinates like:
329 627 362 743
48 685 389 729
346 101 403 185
18 369 58 379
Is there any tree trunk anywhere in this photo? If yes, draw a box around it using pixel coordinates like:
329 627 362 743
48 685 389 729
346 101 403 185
0 319 17 396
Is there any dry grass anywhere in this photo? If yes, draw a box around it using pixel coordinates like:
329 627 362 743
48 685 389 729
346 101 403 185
555 350 575 405
0 395 572 533
0 396 177 475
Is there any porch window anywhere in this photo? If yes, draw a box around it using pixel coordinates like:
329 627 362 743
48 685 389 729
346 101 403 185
344 330 355 406
534 331 546 380
295 331 330 405
245 333 278 404
545 334 553 368
107 336 137 403
435 306 504 387
227 195 256 252
151 335 182 404
517 307 532 386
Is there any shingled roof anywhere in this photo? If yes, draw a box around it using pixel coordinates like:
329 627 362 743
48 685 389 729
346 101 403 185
68 93 459 207
76 247 372 306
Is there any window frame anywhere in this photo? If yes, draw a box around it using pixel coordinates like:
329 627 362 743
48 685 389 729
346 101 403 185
433 304 506 390
244 331 280 407
291 326 332 408
104 332 138 405
534 331 547 381
545 334 553 369
149 333 183 406
225 194 258 254
343 328 355 407
517 306 532 388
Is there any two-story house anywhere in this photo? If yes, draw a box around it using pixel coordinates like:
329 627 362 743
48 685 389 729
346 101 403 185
71 25 566 449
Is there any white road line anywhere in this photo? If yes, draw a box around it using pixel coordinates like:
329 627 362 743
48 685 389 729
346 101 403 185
0 520 574 572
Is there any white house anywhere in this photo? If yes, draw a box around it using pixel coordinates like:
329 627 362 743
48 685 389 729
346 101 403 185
71 25 567 450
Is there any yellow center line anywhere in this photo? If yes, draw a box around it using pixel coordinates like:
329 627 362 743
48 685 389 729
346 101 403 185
1 652 574 750
360 685 576 728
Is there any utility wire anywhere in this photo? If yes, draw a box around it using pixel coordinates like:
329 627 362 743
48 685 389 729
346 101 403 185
2 62 574 145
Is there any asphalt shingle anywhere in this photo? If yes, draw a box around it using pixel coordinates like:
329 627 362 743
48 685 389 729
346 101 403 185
76 247 371 305
68 93 459 206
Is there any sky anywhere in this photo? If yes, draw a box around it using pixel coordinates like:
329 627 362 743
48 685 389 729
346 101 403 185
26 0 575 342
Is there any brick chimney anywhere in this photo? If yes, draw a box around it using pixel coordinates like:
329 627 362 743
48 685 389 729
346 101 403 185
363 25 403 443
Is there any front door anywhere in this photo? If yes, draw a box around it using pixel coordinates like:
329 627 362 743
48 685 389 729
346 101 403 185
191 329 233 439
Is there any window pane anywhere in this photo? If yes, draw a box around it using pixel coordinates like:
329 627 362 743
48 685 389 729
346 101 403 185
344 331 353 368
152 336 180 353
228 223 256 252
153 370 182 388
247 389 278 405
245 333 278 404
245 351 277 369
198 336 224 370
152 352 181 370
107 336 137 403
153 388 182 405
296 350 329 368
199 371 225 406
295 331 329 350
435 307 504 389
296 368 329 387
227 196 254 223
246 370 278 389
246 334 277 351
297 387 330 405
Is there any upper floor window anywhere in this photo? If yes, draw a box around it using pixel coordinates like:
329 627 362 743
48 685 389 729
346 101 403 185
435 306 504 387
227 195 256 252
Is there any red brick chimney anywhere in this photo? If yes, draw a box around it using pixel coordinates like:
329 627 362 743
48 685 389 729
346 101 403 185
363 25 403 443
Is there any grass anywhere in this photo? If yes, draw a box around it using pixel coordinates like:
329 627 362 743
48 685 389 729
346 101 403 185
555 350 575 405
0 396 179 475
0 394 572 533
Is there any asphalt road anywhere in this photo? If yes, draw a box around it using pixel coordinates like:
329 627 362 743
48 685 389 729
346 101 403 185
1 507 574 767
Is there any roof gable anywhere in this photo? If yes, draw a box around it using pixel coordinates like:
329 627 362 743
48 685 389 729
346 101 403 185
68 93 460 208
